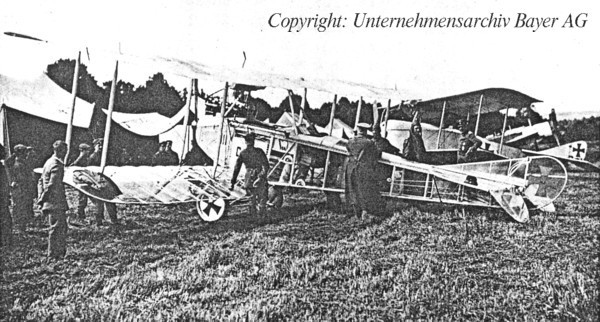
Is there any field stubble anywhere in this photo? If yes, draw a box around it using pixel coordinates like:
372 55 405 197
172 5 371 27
1 173 598 320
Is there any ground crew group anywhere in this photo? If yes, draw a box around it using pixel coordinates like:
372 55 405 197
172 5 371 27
0 115 482 260
0 139 121 259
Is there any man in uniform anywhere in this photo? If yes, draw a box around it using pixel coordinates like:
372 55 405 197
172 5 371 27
151 141 167 166
8 144 33 230
163 140 179 166
38 140 69 259
345 123 382 219
372 126 399 193
230 133 269 215
373 126 400 156
402 112 427 162
456 120 482 164
69 143 92 221
88 139 119 225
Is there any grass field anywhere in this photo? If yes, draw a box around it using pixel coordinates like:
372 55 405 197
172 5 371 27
1 173 598 320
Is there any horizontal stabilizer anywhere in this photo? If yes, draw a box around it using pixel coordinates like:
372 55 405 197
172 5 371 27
536 140 587 160
525 141 600 172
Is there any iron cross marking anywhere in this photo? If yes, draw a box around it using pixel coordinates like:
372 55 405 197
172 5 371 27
571 143 586 159
203 199 222 217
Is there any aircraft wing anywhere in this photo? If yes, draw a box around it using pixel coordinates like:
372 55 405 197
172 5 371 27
230 121 568 222
415 88 542 128
33 165 246 204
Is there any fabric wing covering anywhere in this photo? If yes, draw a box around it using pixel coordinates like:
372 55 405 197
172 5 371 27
101 99 192 136
133 56 410 101
417 88 542 127
64 166 244 204
0 73 94 128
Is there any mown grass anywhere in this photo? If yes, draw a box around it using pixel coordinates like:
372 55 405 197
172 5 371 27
1 173 598 320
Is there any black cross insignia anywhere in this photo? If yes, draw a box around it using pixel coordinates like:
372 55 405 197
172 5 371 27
202 199 222 217
570 143 586 159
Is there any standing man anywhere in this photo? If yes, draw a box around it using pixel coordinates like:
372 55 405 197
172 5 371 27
151 141 167 166
88 139 119 225
345 123 382 219
372 127 399 193
163 140 179 166
230 133 269 216
373 126 400 155
402 113 427 162
38 140 69 259
456 120 482 164
8 144 33 231
69 143 91 221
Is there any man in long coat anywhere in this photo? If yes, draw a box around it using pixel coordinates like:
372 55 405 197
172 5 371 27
38 140 69 259
345 123 382 219
402 112 427 162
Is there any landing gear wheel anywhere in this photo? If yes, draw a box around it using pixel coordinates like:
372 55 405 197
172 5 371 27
196 196 226 222
268 186 284 208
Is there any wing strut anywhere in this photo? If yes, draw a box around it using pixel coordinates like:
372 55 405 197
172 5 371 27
64 51 81 163
213 82 228 177
101 60 119 173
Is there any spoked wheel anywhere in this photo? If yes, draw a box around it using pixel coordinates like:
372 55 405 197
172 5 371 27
268 186 284 208
196 196 227 222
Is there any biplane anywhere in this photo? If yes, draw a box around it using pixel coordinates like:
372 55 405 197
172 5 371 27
1 31 569 223
225 116 567 223
385 88 599 172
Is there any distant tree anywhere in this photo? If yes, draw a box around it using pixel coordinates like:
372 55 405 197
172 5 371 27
273 93 311 123
46 60 187 165
559 116 600 142
334 97 374 127
246 96 272 121
133 73 187 117
46 59 103 103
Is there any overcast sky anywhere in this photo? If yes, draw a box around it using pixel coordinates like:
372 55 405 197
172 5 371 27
1 0 598 118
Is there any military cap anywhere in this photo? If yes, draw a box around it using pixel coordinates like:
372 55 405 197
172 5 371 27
356 122 371 130
79 143 91 151
14 144 28 153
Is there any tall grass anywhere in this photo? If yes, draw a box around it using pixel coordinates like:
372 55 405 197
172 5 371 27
1 174 598 320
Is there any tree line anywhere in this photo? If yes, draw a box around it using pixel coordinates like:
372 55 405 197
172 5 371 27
43 59 599 164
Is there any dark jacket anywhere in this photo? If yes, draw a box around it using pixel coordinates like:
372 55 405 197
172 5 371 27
39 155 68 211
232 147 269 189
345 133 382 211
